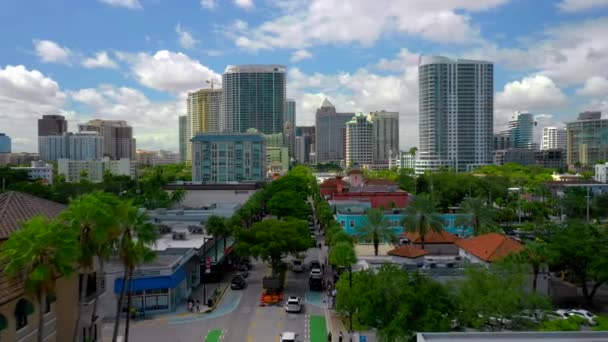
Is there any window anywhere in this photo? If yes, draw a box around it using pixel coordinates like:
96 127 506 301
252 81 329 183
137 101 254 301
15 299 32 331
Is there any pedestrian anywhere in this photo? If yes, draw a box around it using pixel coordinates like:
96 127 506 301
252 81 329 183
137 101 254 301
318 242 322 249
187 300 193 312
338 331 343 342
327 332 332 341
196 299 200 313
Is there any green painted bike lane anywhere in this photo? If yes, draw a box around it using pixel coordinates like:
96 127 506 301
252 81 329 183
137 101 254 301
310 315 328 342
205 329 222 342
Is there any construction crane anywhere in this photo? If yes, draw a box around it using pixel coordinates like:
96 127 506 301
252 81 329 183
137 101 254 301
206 79 219 90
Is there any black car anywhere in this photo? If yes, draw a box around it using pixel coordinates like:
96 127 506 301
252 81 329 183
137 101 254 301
231 275 247 290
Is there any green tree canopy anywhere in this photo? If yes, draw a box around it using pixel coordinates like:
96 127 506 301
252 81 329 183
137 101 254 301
267 190 310 220
457 196 497 236
402 194 444 250
355 208 395 256
329 241 356 268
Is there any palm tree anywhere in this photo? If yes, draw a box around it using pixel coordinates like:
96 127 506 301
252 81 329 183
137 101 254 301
61 191 120 342
355 208 395 256
508 241 548 294
457 196 497 236
401 194 444 250
0 216 78 342
111 202 157 342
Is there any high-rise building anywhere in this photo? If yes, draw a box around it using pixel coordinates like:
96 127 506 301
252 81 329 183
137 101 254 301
508 111 535 149
186 89 222 163
191 133 266 183
566 111 608 166
38 132 104 162
179 115 187 163
38 134 68 162
78 120 136 160
315 99 354 164
222 65 286 135
0 133 11 153
285 99 296 159
345 113 373 168
369 110 399 166
493 131 513 150
295 126 315 164
416 56 494 173
38 114 67 136
541 127 567 150
389 151 416 170
535 149 566 170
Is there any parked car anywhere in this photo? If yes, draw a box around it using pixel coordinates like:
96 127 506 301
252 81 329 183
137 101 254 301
310 260 322 271
310 269 323 280
279 332 298 342
291 259 304 272
285 296 303 313
230 275 247 290
558 309 598 325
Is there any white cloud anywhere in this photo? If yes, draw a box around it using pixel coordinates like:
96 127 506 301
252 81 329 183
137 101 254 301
175 22 198 49
375 48 420 72
232 0 507 51
119 50 221 94
557 0 608 12
81 51 119 69
577 76 608 96
0 65 67 152
291 49 313 62
33 39 71 64
98 0 142 9
234 0 254 9
200 0 217 9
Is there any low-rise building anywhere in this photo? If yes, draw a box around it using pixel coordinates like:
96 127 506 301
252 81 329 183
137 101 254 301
595 162 608 183
0 153 39 166
401 230 461 255
454 232 523 265
389 151 416 170
11 161 54 184
493 148 535 166
534 149 566 170
266 146 289 176
58 157 135 182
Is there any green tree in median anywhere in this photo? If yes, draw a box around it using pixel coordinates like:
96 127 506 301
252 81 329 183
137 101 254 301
355 208 395 256
205 215 231 262
267 190 309 220
235 218 311 275
0 216 78 342
401 194 444 250
457 196 497 236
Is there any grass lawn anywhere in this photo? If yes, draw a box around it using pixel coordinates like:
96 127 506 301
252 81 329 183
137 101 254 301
310 315 328 342
205 329 222 342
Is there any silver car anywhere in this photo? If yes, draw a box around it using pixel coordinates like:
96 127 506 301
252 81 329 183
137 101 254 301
285 296 302 313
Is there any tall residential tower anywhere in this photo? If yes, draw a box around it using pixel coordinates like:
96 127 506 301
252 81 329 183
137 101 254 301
541 127 567 150
285 99 296 158
508 111 535 149
315 98 353 164
78 119 136 160
178 115 187 163
369 110 399 166
186 88 222 163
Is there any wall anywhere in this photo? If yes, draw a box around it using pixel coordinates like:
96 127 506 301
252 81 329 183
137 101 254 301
332 192 409 209
168 189 255 208
0 294 57 342
336 213 472 237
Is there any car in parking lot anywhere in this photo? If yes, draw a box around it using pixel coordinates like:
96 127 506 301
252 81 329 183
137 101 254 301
279 332 298 342
557 309 597 325
291 259 304 272
230 275 247 290
285 296 303 313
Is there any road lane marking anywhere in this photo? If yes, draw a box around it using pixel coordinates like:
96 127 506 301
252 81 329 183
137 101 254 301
250 320 256 328
248 335 253 342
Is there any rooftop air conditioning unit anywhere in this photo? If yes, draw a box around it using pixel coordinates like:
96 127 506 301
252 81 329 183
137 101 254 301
172 231 187 240
158 225 172 234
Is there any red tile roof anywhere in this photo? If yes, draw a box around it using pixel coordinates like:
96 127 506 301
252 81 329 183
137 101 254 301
455 232 524 263
403 230 461 244
388 245 428 258
0 192 66 240
364 178 396 186
348 169 362 175
319 178 349 188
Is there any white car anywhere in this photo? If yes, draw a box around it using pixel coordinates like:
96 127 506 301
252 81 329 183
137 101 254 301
310 269 323 279
285 296 303 313
280 331 298 342
291 259 304 272
559 309 598 325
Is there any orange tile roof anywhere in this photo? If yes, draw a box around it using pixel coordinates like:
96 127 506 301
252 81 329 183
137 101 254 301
319 178 349 188
455 232 524 262
403 230 461 244
388 245 428 258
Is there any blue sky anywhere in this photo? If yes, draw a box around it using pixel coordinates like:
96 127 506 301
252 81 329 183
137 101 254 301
1 0 608 152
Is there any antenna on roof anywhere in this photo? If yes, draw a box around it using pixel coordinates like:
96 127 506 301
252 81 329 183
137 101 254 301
206 79 219 90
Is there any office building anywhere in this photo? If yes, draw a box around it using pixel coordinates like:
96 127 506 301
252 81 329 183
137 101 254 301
11 160 54 184
38 114 67 136
493 131 512 150
295 126 315 164
541 127 567 150
78 119 136 160
389 151 416 170
416 56 494 173
345 113 373 168
186 89 222 163
191 133 266 183
222 65 286 135
38 132 104 162
0 133 10 153
369 110 399 165
315 98 354 163
508 111 535 149
535 149 566 170
179 115 187 163
285 99 296 158
0 153 39 166
38 134 68 162
58 157 135 182
137 150 180 166
493 148 535 166
566 111 608 166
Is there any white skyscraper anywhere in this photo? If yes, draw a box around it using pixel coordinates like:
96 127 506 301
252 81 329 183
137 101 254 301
369 110 399 166
345 113 373 168
416 56 494 173
541 127 567 150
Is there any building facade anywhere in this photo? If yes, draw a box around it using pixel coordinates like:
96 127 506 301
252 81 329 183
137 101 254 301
315 98 353 164
535 149 566 170
295 126 315 164
493 148 535 166
566 111 608 166
38 134 69 162
285 99 296 159
345 113 374 168
541 126 567 150
78 120 136 160
179 115 187 163
509 111 535 149
267 146 290 176
58 157 135 182
416 56 494 173
191 133 266 183
0 133 11 153
493 131 513 150
39 132 104 162
0 153 39 166
222 65 286 135
11 161 54 184
389 150 416 170
369 111 399 165
37 114 67 136
186 89 222 163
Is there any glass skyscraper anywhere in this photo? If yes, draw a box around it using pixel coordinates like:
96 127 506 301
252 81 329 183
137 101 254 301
222 65 286 135
285 99 296 158
508 111 535 149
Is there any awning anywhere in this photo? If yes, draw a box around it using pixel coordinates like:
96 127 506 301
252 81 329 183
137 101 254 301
114 267 186 293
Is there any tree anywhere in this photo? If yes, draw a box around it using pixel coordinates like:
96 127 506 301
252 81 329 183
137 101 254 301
0 216 78 342
457 196 497 236
111 203 157 342
205 215 230 262
401 194 444 250
546 220 608 306
235 218 311 275
507 240 549 294
355 208 395 256
267 190 309 220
